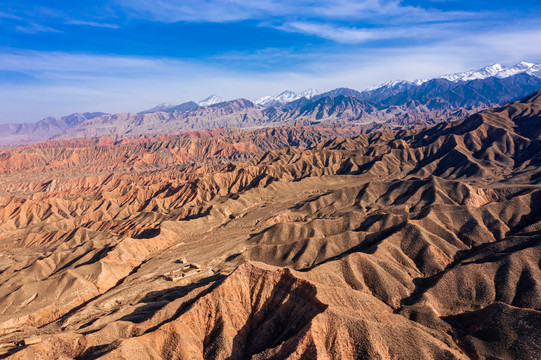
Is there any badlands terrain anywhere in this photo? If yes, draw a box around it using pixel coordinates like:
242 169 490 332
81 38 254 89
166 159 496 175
0 89 540 359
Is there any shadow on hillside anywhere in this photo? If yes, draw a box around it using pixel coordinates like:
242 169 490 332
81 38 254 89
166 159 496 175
77 274 226 360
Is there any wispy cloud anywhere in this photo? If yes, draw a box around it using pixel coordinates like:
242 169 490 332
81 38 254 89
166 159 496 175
0 10 22 20
0 3 119 34
114 0 477 24
14 22 60 34
64 20 120 29
111 0 485 45
277 22 458 43
0 51 186 81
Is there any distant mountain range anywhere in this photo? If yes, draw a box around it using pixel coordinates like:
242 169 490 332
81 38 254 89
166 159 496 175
1 62 540 145
136 61 541 114
0 112 106 145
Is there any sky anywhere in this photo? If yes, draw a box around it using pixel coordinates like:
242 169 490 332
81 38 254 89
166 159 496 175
1 0 541 123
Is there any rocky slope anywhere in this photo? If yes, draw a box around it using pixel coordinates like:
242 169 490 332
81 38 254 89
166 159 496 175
0 92 540 359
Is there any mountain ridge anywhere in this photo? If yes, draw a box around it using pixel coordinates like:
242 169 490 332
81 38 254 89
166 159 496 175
255 88 320 107
1 64 541 145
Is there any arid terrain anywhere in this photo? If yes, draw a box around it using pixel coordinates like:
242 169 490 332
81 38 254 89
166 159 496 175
0 90 540 359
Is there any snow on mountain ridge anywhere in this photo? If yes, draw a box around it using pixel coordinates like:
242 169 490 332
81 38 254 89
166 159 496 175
141 62 539 114
300 88 320 98
369 79 428 90
255 89 319 107
440 62 541 82
139 103 175 113
197 95 226 106
367 61 541 92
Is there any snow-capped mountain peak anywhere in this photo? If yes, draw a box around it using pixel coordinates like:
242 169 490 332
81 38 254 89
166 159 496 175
299 88 320 99
509 61 541 76
366 61 540 94
197 95 226 106
514 61 535 70
482 63 505 74
255 89 320 107
367 78 427 92
157 103 173 109
440 64 503 82
139 103 175 114
440 62 541 82
275 90 298 100
376 80 413 89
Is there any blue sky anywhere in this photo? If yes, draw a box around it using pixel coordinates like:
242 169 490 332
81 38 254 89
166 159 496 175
1 0 541 123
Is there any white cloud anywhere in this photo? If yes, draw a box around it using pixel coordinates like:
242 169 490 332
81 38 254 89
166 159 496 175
64 20 120 29
14 22 61 34
278 22 460 43
0 10 22 20
280 23 381 43
108 0 487 49
0 51 169 75
114 0 475 24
